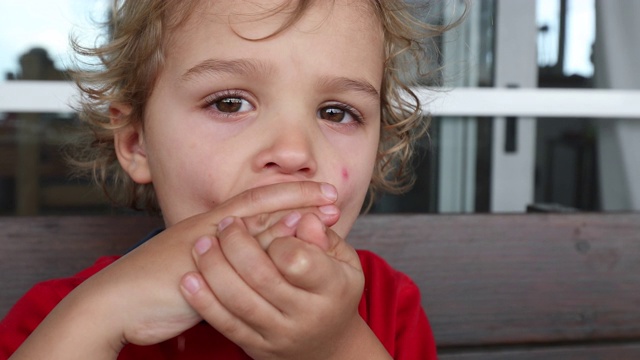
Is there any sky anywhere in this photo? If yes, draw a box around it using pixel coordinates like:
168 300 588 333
537 0 595 77
0 0 108 78
0 0 595 80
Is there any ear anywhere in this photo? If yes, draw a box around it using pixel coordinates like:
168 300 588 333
111 103 152 184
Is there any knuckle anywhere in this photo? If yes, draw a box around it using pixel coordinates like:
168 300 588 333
248 186 266 206
281 246 313 278
217 318 243 339
191 288 216 311
231 188 265 213
249 267 282 293
219 223 240 240
254 213 271 232
297 181 314 200
217 225 245 249
231 299 259 321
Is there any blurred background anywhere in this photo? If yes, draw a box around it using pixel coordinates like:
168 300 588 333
0 0 638 216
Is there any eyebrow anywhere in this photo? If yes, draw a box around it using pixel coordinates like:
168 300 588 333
180 58 380 100
317 76 380 101
180 58 275 82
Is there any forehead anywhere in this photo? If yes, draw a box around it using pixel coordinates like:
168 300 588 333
161 0 384 86
165 0 383 55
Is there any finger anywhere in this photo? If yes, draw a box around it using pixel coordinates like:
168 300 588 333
291 213 359 266
294 213 331 251
216 217 303 312
253 211 301 249
180 271 262 347
190 234 283 334
216 181 338 223
250 210 340 250
242 204 340 238
267 235 335 293
324 228 363 272
267 221 364 293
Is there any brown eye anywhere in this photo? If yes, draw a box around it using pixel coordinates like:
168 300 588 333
215 97 245 113
318 107 347 122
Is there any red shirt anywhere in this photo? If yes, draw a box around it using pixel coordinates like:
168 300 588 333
0 250 436 359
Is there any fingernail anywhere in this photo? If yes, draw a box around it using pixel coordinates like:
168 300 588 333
321 183 337 201
283 211 302 227
319 205 339 215
182 274 201 295
217 216 233 232
194 236 212 255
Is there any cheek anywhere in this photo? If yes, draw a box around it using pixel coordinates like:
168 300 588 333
337 162 372 203
331 162 373 237
332 137 378 195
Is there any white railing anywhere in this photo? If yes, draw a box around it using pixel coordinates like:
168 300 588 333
422 88 640 118
0 81 77 113
1 81 640 118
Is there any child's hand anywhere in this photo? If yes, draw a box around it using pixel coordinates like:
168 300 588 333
108 182 341 347
181 213 382 360
12 182 340 359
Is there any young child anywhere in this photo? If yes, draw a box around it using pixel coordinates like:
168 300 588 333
1 0 457 358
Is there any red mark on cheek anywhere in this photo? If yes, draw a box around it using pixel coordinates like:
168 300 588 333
341 168 349 181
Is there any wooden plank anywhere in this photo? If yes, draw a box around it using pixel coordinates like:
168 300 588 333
346 213 640 347
0 215 163 318
439 342 640 360
1 213 639 353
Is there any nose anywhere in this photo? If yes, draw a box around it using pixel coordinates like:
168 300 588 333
253 120 318 177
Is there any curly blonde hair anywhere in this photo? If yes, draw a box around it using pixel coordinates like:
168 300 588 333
69 0 461 213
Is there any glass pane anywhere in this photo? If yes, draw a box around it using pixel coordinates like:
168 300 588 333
1 0 634 215
0 112 118 215
534 117 598 212
0 1 113 215
372 0 496 214
537 0 595 87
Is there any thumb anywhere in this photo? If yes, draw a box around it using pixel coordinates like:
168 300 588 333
324 227 362 272
295 214 361 271
294 213 331 251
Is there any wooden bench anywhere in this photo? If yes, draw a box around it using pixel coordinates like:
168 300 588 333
1 213 639 359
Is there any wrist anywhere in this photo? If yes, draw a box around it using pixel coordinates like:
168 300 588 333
331 316 392 360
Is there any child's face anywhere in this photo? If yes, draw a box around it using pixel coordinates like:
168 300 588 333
134 0 383 236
